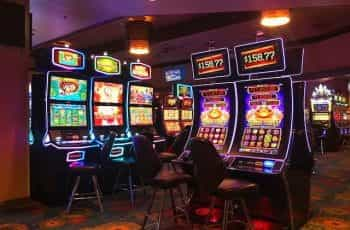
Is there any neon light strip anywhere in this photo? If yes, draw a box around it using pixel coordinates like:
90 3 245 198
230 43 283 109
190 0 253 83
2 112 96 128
234 37 286 76
51 47 85 70
191 48 231 80
303 81 312 153
66 151 85 162
94 55 121 75
129 62 152 80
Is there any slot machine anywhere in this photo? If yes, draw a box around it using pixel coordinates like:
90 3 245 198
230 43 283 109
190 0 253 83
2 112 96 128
310 84 341 151
30 47 98 204
226 77 313 229
127 82 167 148
163 95 181 136
91 55 132 159
179 97 193 128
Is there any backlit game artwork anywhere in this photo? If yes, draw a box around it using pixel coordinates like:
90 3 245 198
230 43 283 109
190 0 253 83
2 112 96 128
58 50 81 67
50 104 87 127
164 109 180 120
181 110 193 120
130 107 153 126
50 76 87 101
94 82 123 104
130 85 153 105
197 88 230 150
165 122 181 133
239 84 284 154
177 84 193 98
94 106 123 126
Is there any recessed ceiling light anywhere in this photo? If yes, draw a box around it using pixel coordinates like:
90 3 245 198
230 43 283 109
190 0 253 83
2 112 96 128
261 9 290 27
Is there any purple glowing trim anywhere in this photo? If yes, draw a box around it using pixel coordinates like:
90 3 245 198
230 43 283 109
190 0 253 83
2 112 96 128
234 38 286 76
94 55 121 75
129 62 152 80
191 48 231 80
51 47 85 70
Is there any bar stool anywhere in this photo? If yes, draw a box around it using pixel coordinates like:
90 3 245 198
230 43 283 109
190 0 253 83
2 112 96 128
66 132 116 213
131 135 192 229
189 137 258 230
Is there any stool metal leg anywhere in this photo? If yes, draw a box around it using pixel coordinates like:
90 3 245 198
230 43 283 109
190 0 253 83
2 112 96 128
222 200 229 230
128 166 135 207
112 168 122 196
92 175 104 213
169 189 177 222
142 188 157 229
66 176 81 213
157 190 166 230
241 199 253 230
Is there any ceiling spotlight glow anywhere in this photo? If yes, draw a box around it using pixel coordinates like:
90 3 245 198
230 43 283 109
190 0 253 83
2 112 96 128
103 51 108 56
261 9 290 27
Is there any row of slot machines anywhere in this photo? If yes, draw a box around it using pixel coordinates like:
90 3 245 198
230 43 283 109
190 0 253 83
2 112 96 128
310 84 350 151
173 38 313 229
30 47 168 203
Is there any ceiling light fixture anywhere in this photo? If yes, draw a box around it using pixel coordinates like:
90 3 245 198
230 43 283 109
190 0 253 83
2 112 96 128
261 9 290 27
127 19 151 55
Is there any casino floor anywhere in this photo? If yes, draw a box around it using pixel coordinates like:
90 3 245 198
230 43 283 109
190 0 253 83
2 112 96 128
0 145 350 230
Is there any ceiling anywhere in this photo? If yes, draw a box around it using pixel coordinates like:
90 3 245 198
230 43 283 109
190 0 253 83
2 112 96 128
30 1 350 90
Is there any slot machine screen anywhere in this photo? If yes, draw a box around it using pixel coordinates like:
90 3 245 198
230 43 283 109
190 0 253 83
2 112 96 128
50 76 87 101
164 109 179 121
129 85 153 105
181 110 193 120
313 103 329 112
94 82 123 104
130 107 153 126
50 104 87 127
196 88 230 149
239 84 284 155
165 122 181 133
94 106 123 126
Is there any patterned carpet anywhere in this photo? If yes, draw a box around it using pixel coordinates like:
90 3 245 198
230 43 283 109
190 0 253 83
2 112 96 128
0 145 350 230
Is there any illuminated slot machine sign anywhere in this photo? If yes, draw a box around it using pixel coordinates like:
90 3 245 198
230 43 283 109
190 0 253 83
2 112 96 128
234 38 285 76
130 62 151 80
52 47 85 70
239 84 284 155
163 96 181 133
310 84 333 126
94 56 121 75
191 48 231 80
197 88 230 150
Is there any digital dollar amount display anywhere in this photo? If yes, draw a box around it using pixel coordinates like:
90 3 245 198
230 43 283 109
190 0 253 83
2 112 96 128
191 48 231 80
234 38 285 76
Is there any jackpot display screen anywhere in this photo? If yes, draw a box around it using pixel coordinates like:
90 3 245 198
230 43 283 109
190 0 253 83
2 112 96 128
130 107 153 126
197 88 230 149
129 85 153 105
164 109 180 121
94 106 123 126
94 82 123 104
313 103 330 112
239 84 285 154
50 104 87 127
234 38 285 76
50 76 87 101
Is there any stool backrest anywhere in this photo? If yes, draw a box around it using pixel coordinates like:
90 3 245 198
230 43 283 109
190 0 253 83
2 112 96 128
100 131 117 165
132 135 161 181
169 125 191 155
189 137 225 194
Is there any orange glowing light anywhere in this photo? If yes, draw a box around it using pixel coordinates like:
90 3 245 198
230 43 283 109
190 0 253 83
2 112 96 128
129 40 150 55
261 9 290 27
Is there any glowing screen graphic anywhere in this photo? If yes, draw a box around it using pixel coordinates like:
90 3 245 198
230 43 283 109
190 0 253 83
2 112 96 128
94 106 123 126
197 88 230 150
94 82 123 104
50 104 87 127
176 84 193 98
239 84 284 154
164 109 180 121
129 85 153 105
50 76 87 101
165 122 181 133
181 110 193 120
95 56 120 75
130 107 153 126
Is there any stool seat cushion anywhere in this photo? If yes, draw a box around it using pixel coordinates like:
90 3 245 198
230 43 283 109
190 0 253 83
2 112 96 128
68 161 99 174
159 152 177 162
152 170 192 189
215 178 258 199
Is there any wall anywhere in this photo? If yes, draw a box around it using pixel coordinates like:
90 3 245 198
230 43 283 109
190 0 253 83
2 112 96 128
0 0 29 202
